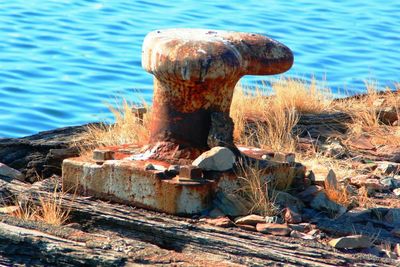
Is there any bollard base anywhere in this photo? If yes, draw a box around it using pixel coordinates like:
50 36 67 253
62 145 304 215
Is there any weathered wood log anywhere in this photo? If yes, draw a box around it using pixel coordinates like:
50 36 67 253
0 177 396 267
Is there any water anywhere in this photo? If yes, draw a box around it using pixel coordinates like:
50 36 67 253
0 0 399 138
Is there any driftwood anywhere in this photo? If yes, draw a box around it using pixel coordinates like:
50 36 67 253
0 177 396 266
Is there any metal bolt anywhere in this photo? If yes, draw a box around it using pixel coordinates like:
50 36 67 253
93 149 115 164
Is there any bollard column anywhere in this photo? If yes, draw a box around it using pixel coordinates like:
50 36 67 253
142 29 293 162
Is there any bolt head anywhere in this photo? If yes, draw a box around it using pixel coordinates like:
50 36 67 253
93 149 115 163
179 165 203 180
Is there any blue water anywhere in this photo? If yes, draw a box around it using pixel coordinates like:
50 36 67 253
0 0 399 138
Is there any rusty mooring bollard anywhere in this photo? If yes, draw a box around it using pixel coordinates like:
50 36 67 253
142 29 293 162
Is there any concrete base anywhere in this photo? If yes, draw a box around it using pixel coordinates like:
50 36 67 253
62 146 303 215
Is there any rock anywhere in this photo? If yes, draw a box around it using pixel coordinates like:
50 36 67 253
0 205 19 214
393 188 400 196
144 163 155 171
290 230 316 240
0 162 25 181
235 214 265 226
378 107 399 125
310 192 346 216
377 162 400 175
207 112 235 149
0 125 84 182
296 185 323 203
321 140 347 158
380 177 400 190
384 209 400 225
350 175 388 190
265 216 284 224
275 191 305 210
192 147 235 171
384 250 398 259
256 223 291 236
324 169 338 190
328 235 371 249
208 207 225 218
213 191 252 217
166 164 180 175
284 207 302 224
288 223 312 233
237 224 257 232
395 243 400 257
203 217 233 228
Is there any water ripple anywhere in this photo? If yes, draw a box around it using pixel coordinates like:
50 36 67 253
0 0 399 137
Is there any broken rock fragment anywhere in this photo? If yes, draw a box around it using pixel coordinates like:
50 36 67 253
235 214 265 226
328 235 371 249
0 162 25 181
192 146 235 171
256 223 291 236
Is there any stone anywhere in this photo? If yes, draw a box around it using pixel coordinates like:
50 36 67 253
235 214 265 226
290 230 316 240
395 243 400 257
350 175 388 190
203 217 233 228
284 207 302 224
328 235 371 249
0 205 19 214
275 191 305 210
265 216 284 224
377 162 400 175
380 177 400 190
256 223 291 236
207 112 235 149
324 169 338 190
237 224 257 232
213 191 252 217
378 107 399 125
0 162 25 181
394 188 400 196
384 209 400 225
179 165 203 180
192 147 235 172
142 29 293 161
296 185 323 203
208 207 225 218
384 251 398 259
288 223 312 233
321 140 347 158
144 163 155 171
310 192 346 216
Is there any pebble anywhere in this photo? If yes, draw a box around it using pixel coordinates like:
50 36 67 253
235 214 265 226
0 162 25 181
328 235 371 249
256 223 291 236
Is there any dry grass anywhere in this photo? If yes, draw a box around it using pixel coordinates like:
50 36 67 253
357 186 374 208
8 180 72 226
76 99 151 155
325 183 352 207
236 161 279 216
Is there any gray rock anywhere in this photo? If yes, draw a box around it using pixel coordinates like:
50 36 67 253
377 162 400 175
207 112 235 148
393 188 400 196
235 214 265 226
0 162 25 181
192 146 235 171
380 177 400 189
296 185 323 203
325 169 338 190
275 190 305 210
328 235 371 249
321 140 347 158
384 209 400 225
310 192 346 216
265 216 284 224
213 191 252 217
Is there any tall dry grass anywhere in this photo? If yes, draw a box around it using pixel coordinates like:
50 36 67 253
76 99 151 154
230 77 331 152
236 161 279 216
